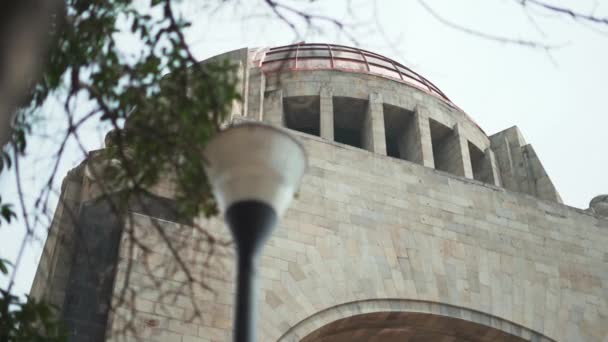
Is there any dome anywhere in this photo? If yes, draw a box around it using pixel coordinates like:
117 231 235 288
252 43 456 109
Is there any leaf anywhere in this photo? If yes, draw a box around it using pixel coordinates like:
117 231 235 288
0 150 11 173
1 204 16 224
0 259 11 275
131 17 139 33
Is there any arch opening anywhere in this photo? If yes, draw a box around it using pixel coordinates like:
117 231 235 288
333 96 369 149
301 311 528 342
277 299 553 342
284 96 321 137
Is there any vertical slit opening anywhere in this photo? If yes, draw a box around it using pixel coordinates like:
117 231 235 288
283 96 321 136
469 142 490 183
383 104 415 162
430 119 456 173
333 96 368 149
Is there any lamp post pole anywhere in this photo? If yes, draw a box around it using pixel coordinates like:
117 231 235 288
203 123 307 342
226 201 277 342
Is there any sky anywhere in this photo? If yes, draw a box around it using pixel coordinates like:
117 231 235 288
1 0 607 300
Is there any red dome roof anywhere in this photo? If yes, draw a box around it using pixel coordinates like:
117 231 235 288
256 43 455 108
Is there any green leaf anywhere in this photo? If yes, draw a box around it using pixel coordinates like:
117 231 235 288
1 204 16 224
0 151 11 173
0 259 11 275
131 18 139 33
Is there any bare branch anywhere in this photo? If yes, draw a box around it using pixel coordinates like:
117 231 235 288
6 148 33 294
418 0 559 50
518 0 608 25
262 0 359 44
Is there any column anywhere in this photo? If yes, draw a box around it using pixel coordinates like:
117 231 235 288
454 124 474 179
362 92 386 154
435 123 473 179
263 89 283 126
319 86 334 141
246 67 265 121
402 105 435 168
484 148 502 187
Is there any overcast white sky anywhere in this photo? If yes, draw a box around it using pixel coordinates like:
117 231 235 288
1 0 607 299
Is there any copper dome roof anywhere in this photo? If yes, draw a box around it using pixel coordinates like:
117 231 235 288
254 43 455 108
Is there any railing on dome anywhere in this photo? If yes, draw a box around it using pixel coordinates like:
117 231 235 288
261 43 455 107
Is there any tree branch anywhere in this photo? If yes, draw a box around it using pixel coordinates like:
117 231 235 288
518 0 608 25
418 0 558 50
262 0 359 44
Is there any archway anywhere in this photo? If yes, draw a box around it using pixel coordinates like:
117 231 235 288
277 299 554 342
302 311 525 341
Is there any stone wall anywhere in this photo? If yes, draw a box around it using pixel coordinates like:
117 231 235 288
30 49 606 342
29 163 85 311
259 70 557 201
106 131 608 341
490 126 562 203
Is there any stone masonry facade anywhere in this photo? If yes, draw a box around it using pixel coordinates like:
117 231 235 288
30 44 608 341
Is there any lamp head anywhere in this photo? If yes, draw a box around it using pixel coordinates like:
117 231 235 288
203 122 307 219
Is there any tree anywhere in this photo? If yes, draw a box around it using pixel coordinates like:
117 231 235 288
1 0 607 340
0 260 66 342
0 0 356 339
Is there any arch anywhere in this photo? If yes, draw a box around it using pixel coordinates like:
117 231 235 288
277 299 554 342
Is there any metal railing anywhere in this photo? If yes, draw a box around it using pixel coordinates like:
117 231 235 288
260 43 454 107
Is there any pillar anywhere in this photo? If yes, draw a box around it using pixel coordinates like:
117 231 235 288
246 67 265 121
402 105 435 168
320 86 334 141
263 89 283 126
484 148 502 187
434 123 473 179
362 92 386 154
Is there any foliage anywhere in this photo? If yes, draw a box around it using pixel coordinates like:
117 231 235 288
17 0 241 218
0 260 66 342
0 150 17 227
1 0 241 339
5 0 605 340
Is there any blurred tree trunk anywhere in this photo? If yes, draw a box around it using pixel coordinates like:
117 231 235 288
0 0 62 146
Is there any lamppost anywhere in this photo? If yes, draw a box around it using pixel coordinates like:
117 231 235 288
203 122 307 342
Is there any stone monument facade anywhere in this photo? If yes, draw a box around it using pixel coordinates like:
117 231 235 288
30 44 608 341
